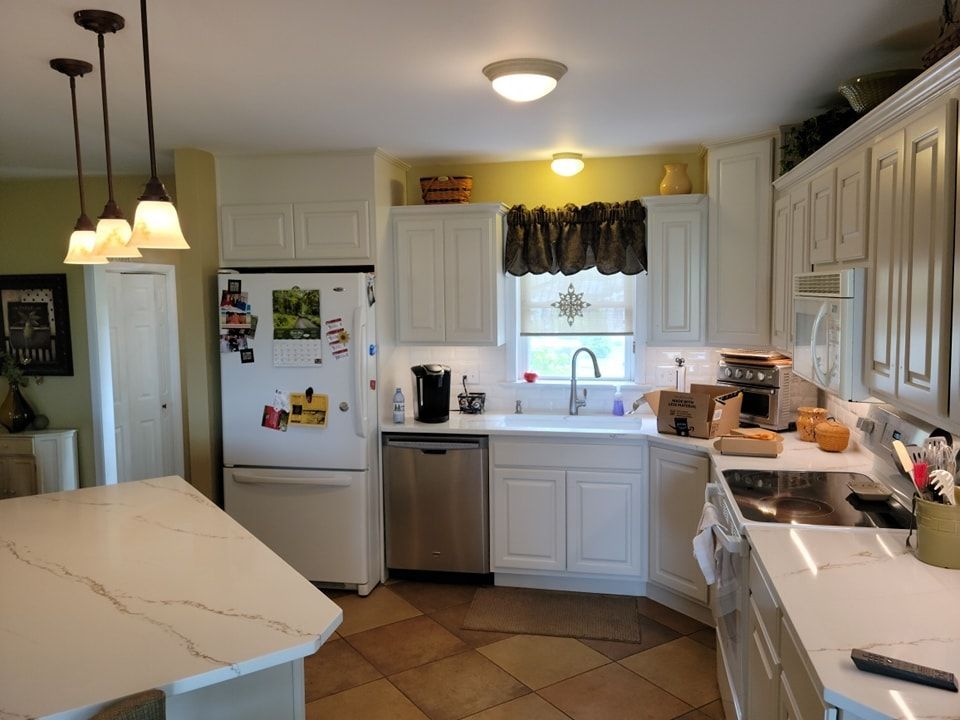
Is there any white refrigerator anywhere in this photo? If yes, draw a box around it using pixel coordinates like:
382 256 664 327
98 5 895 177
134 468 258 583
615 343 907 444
219 271 381 595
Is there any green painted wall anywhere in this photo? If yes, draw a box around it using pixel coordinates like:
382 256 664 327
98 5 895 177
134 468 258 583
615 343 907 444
407 152 704 207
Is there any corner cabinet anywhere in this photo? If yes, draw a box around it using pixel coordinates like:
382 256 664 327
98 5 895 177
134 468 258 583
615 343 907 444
647 445 709 603
706 136 774 346
642 194 707 344
393 203 506 346
0 430 79 499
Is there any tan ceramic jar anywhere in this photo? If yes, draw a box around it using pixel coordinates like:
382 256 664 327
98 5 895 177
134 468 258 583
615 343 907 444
815 419 850 452
797 407 828 442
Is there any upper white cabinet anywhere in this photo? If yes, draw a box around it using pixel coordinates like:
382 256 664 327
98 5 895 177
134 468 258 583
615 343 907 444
834 149 869 262
217 150 408 267
643 194 707 344
770 196 791 352
808 169 836 265
865 99 957 420
221 200 369 263
393 204 506 346
0 430 78 498
706 136 774 346
648 444 709 604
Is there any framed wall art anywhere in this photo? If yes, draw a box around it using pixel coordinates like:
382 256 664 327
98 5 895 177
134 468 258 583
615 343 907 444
0 274 73 376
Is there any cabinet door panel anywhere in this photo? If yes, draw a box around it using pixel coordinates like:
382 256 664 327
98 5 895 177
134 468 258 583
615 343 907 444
865 130 904 398
836 150 869 261
0 455 38 498
221 204 295 261
443 217 499 344
897 100 957 418
809 169 836 265
567 471 644 576
294 200 370 261
648 446 709 602
747 597 779 720
648 199 706 344
395 219 446 343
493 468 565 571
771 196 791 352
788 184 810 347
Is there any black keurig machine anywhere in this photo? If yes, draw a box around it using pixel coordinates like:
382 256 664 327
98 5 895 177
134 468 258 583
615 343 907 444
411 364 451 423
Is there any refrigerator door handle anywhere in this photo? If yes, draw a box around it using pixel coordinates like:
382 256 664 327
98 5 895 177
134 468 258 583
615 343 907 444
232 472 353 487
353 306 368 439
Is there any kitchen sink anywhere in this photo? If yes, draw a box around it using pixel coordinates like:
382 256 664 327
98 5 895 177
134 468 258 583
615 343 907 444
500 414 646 429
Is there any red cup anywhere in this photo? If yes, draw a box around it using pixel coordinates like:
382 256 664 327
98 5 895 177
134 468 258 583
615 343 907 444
523 371 538 383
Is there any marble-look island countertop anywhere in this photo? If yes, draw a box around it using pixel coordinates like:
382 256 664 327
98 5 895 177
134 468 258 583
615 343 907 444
0 476 342 720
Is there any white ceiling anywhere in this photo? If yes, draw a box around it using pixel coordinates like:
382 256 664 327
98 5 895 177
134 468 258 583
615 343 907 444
0 0 943 177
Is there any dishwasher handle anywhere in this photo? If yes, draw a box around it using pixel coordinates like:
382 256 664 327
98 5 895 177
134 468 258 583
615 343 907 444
384 439 482 451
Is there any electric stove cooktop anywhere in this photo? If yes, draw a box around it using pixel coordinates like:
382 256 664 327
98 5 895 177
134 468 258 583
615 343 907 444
722 469 913 528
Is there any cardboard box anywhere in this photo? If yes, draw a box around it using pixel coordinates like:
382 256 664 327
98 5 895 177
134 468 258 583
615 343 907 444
644 384 742 439
713 435 784 457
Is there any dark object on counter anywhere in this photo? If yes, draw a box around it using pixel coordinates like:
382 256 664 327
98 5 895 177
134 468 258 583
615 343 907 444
457 375 485 415
838 69 922 114
0 384 35 433
851 649 958 692
411 364 451 423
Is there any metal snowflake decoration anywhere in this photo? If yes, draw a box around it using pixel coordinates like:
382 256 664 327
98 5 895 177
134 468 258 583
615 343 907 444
552 283 591 327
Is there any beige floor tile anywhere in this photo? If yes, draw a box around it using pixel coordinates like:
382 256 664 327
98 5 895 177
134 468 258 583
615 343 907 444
478 634 609 690
390 650 529 720
697 699 726 719
304 638 382 702
579 617 681 660
539 663 692 720
305 678 428 720
674 711 711 720
390 581 480 613
636 598 709 635
620 637 720 707
430 602 516 648
689 628 717 650
333 585 422 636
345 615 469 675
463 693 570 719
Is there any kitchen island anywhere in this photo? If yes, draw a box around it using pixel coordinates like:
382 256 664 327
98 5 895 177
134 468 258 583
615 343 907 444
0 476 341 720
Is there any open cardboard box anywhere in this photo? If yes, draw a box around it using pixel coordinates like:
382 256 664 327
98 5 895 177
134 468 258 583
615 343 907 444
644 384 742 439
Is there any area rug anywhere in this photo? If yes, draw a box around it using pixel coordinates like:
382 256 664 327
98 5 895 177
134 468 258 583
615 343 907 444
462 586 642 642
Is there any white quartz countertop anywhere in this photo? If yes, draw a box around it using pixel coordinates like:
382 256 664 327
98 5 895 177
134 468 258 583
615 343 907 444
0 476 342 720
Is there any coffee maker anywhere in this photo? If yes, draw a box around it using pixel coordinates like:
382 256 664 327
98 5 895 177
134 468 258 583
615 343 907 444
411 364 451 423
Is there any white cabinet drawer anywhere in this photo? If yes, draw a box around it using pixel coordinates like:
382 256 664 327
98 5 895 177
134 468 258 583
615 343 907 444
750 552 781 660
780 617 827 720
0 437 34 455
492 438 644 471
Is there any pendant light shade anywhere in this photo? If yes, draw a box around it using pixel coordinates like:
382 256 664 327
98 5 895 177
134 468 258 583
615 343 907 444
76 9 140 259
51 57 109 265
128 0 189 250
482 58 567 102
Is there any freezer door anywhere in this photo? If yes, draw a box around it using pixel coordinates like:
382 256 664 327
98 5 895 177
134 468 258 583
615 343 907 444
223 466 369 584
220 272 374 469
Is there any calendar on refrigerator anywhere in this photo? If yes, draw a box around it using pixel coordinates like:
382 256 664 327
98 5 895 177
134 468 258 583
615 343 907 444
272 287 323 367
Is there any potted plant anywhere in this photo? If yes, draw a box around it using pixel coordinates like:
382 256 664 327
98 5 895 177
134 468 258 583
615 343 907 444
0 352 40 433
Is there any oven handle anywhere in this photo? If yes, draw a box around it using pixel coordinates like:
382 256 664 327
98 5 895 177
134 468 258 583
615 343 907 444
716 381 777 396
704 483 745 555
810 302 831 387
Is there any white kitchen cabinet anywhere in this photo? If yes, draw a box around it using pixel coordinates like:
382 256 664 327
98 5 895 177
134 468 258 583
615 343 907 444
771 196 791 352
491 438 645 581
393 203 506 346
835 149 869 262
221 200 369 264
779 618 828 720
493 467 565 572
809 169 836 265
648 445 708 603
567 470 644 576
706 136 773 346
748 597 779 720
866 99 957 420
643 194 707 344
0 430 78 498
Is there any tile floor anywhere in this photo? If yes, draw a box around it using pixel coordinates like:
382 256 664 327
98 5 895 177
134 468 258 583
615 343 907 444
305 582 725 720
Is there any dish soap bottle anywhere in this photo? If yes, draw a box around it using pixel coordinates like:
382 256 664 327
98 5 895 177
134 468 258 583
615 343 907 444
612 387 625 416
392 387 405 424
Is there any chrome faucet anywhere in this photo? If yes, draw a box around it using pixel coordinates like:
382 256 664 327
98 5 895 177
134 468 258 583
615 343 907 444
569 347 601 415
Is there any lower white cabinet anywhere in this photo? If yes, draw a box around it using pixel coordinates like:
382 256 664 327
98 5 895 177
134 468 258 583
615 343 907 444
0 430 78 498
648 445 709 603
491 438 645 578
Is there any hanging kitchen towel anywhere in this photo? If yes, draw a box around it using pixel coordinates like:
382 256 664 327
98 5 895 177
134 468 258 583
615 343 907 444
692 503 720 585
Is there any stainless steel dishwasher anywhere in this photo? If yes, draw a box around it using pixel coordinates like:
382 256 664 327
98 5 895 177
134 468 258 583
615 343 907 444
382 434 489 573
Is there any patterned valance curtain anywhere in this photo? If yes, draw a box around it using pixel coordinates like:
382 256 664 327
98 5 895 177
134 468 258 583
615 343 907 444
503 200 647 276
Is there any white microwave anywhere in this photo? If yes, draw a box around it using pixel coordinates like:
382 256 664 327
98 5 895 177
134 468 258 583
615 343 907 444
792 269 871 401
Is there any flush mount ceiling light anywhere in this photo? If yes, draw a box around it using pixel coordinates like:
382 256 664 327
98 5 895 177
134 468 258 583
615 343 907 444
482 58 567 102
75 9 140 259
51 58 107 265
128 0 189 250
551 152 584 176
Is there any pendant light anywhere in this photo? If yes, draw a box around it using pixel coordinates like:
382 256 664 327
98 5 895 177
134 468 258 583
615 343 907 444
75 9 140 259
482 58 567 102
52 58 107 265
128 0 189 250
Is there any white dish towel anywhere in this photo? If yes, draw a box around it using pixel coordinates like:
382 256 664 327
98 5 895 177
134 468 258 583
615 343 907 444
693 503 721 585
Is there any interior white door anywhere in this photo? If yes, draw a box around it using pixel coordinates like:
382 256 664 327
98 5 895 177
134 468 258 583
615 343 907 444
106 273 131 482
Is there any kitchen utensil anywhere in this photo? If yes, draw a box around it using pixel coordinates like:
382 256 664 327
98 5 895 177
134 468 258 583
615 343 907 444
929 469 957 505
815 418 850 452
892 439 915 481
457 375 485 415
907 443 926 468
913 462 930 493
847 479 893 501
923 436 957 475
626 397 647 415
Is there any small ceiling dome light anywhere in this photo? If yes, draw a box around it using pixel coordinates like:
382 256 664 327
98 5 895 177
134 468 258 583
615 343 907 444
482 58 567 102
551 152 584 176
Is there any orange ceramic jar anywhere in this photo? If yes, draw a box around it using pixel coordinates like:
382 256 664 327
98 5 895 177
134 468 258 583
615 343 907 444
797 407 828 442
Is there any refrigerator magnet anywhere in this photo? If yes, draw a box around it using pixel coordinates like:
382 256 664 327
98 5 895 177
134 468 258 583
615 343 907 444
288 392 328 427
261 405 289 432
227 278 241 293
240 348 254 364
